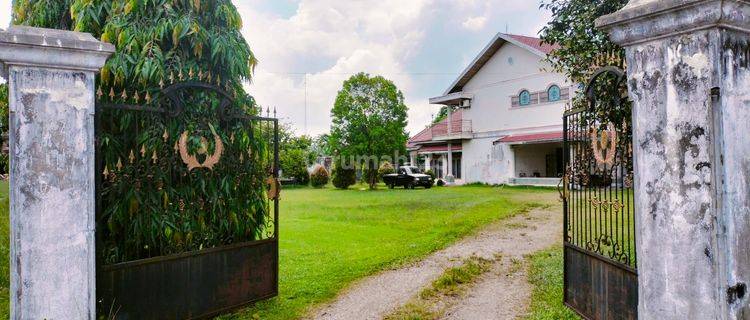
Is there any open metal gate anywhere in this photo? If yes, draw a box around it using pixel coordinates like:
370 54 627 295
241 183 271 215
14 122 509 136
94 81 280 319
561 67 638 320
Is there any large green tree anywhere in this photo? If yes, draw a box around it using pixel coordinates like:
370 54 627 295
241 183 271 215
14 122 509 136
13 0 257 108
330 72 408 189
11 0 262 263
539 0 628 85
432 105 457 125
277 123 314 185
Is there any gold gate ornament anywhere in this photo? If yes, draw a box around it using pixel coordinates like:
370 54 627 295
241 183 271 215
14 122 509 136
590 122 618 166
267 176 281 200
178 128 224 171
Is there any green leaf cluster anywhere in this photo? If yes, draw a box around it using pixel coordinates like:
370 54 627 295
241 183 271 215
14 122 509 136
331 160 356 190
539 0 628 85
378 161 395 178
97 89 273 264
329 73 409 190
309 165 329 188
13 0 257 108
12 0 266 263
280 147 310 186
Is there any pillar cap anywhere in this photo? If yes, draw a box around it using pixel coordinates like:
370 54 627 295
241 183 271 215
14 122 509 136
0 26 115 77
596 0 750 46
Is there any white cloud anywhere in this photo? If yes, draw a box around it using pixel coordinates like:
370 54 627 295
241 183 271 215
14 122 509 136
236 0 432 136
462 16 488 31
0 0 553 137
0 0 9 29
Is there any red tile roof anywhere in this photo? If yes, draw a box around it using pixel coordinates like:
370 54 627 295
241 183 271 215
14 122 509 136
495 131 563 144
506 34 559 55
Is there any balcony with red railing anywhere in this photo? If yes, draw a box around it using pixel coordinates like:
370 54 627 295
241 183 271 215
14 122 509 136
430 120 473 141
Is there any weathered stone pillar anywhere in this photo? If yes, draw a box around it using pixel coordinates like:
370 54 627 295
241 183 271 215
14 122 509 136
598 0 750 318
0 26 113 319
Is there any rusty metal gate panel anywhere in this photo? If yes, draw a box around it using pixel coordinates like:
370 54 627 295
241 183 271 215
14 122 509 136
562 67 638 320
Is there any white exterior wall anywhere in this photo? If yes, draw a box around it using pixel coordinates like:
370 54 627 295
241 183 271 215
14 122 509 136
458 44 570 184
461 137 513 184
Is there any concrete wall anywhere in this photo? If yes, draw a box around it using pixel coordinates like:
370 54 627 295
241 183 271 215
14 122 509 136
597 0 750 317
0 26 113 320
715 29 750 319
9 66 98 320
461 137 513 184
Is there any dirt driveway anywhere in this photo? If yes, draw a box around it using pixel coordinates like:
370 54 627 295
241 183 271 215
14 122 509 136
312 192 562 320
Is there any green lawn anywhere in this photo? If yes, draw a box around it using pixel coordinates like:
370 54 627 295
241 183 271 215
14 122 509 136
0 183 555 319
525 247 580 320
565 188 636 267
225 185 554 320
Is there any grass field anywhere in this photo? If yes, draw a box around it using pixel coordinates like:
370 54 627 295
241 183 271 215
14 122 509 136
0 182 555 320
565 188 636 267
525 247 580 320
224 184 553 320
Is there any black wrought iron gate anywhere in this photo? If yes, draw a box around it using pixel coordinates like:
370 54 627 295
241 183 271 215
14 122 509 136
562 67 638 320
94 81 280 319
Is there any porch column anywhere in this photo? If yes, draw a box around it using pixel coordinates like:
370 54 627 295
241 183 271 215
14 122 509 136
598 1 750 318
409 152 416 167
425 154 431 171
446 143 453 181
0 26 114 319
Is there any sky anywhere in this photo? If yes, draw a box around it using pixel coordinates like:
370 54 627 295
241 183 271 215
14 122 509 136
0 0 552 137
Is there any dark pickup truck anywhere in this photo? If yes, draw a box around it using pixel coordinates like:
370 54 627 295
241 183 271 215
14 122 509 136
382 166 434 189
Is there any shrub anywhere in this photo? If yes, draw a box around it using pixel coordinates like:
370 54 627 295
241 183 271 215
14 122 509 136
378 161 395 178
424 169 436 180
332 162 357 189
281 148 310 185
310 165 330 188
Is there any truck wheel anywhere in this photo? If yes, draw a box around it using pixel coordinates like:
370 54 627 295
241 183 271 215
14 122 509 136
409 183 416 190
425 184 432 189
405 182 413 189
388 183 394 189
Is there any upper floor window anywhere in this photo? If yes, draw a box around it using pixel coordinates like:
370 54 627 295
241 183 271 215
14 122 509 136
548 85 561 102
519 90 531 106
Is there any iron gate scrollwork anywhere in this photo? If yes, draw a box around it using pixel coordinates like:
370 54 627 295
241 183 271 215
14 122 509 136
94 81 279 319
562 67 638 320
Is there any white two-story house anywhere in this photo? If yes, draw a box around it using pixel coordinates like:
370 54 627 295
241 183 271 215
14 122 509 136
408 33 572 186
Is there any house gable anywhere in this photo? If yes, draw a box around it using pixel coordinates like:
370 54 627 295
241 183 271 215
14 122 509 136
443 33 557 95
462 43 550 93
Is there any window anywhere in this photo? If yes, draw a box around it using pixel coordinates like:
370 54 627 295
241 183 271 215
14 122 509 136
519 90 531 106
548 85 561 102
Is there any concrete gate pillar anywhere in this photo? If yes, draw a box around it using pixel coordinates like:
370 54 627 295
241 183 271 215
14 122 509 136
0 26 113 319
598 0 750 318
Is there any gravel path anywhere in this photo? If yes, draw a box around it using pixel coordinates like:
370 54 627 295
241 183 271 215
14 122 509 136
312 193 562 320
